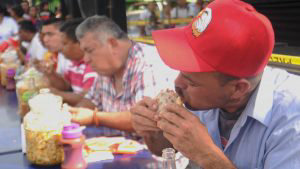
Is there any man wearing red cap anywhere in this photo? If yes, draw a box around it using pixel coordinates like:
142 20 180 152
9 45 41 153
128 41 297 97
131 0 300 168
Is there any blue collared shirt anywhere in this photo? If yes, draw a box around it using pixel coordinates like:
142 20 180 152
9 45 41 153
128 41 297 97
190 67 300 169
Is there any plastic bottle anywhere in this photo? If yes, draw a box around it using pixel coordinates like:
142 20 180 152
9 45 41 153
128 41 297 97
60 123 87 169
162 148 177 169
6 68 16 90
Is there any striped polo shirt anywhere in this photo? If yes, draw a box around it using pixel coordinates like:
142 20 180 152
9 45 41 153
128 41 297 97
64 60 97 93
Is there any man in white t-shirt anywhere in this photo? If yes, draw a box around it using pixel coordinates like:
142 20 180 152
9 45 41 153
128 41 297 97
27 33 48 61
0 6 19 44
18 20 48 63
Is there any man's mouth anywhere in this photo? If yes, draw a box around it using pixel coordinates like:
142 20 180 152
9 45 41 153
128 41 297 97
184 102 198 111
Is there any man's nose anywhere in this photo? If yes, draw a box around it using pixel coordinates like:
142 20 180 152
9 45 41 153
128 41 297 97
175 74 187 90
83 54 90 63
43 36 49 43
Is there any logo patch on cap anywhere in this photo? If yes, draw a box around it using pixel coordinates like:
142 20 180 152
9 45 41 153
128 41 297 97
192 8 212 37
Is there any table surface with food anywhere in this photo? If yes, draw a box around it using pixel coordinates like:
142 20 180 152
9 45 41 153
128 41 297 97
0 86 163 169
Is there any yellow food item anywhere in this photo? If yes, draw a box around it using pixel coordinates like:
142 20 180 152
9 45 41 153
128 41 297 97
25 129 64 165
84 137 144 155
23 89 71 165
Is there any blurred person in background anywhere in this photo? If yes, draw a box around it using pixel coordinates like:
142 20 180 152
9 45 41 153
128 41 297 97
55 5 63 18
161 2 173 28
39 1 54 21
70 15 177 138
43 18 97 106
7 5 25 23
0 5 19 43
21 0 30 19
17 20 37 64
18 20 47 65
171 0 193 19
29 6 41 28
190 0 204 16
139 2 160 36
171 0 193 27
29 6 38 23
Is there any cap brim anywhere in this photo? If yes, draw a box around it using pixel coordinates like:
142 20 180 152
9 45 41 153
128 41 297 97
152 28 215 72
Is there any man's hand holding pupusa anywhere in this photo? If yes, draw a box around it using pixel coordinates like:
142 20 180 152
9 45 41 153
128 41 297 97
130 96 161 137
154 90 219 166
33 59 55 75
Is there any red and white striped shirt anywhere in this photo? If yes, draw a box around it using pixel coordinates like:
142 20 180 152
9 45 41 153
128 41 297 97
64 60 97 94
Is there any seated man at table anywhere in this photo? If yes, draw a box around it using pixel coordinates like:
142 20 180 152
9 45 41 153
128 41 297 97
17 20 48 64
42 18 97 106
36 18 71 76
70 15 177 138
131 0 300 168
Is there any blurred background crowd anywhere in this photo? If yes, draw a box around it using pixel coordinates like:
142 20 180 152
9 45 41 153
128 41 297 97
0 0 215 42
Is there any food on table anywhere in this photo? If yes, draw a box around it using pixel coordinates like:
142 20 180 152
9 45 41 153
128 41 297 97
25 129 64 165
0 62 18 86
0 49 19 86
24 89 71 165
16 68 50 118
84 137 144 155
155 89 183 113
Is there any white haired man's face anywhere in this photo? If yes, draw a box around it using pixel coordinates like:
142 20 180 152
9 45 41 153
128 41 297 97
79 32 122 76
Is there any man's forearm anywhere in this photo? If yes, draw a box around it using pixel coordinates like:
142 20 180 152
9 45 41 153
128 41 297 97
47 73 70 91
198 145 236 169
95 111 134 132
54 90 85 106
143 131 173 156
76 98 96 109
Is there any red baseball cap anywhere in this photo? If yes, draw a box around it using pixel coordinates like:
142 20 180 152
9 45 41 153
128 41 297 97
152 0 275 78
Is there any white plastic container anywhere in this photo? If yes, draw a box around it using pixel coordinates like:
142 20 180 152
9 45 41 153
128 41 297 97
23 89 71 165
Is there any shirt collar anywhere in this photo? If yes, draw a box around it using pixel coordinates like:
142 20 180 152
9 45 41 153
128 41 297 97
121 41 138 82
241 67 275 127
107 41 137 98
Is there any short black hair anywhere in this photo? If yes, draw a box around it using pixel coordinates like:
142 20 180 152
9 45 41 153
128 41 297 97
19 20 37 33
60 18 84 42
42 18 64 27
11 5 24 18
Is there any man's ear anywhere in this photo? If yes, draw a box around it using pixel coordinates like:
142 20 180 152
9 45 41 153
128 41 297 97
107 37 118 55
107 37 118 49
230 79 251 99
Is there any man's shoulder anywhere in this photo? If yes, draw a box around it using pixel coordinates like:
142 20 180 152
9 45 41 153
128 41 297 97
132 42 150 52
269 68 300 106
262 68 300 128
130 43 158 68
